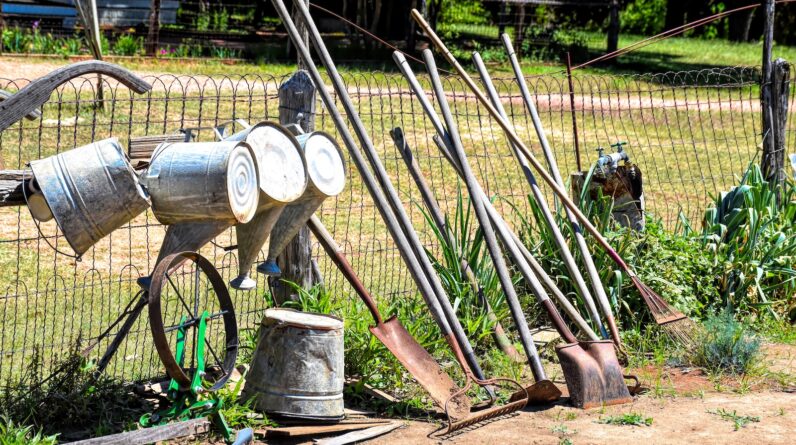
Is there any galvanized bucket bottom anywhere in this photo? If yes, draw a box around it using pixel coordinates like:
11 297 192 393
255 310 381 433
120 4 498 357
244 384 345 421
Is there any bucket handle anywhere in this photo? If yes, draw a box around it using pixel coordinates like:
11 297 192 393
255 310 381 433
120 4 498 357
22 170 82 261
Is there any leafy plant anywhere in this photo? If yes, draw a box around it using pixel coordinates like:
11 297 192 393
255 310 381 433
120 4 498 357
691 309 761 375
112 34 143 56
707 408 760 430
0 417 57 445
621 0 666 35
696 163 796 321
597 412 653 426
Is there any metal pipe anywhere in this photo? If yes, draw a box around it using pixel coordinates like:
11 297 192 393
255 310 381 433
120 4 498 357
395 52 598 340
471 51 608 339
423 49 546 380
501 34 622 346
271 0 489 382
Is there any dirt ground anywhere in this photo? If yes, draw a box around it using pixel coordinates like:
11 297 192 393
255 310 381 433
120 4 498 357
248 343 796 445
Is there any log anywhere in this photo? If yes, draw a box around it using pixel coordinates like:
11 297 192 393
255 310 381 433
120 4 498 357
65 418 210 445
0 170 32 207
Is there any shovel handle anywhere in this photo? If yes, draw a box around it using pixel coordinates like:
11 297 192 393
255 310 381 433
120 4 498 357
542 300 578 344
307 215 384 324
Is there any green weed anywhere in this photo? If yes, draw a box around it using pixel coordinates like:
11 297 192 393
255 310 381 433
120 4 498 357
708 408 760 430
597 412 653 426
0 417 57 445
112 34 143 56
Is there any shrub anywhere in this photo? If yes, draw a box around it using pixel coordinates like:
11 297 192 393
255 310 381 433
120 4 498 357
621 0 665 35
691 309 761 375
112 34 143 56
0 417 57 445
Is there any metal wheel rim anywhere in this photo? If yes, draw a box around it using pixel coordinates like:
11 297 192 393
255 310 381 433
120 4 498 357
148 251 238 391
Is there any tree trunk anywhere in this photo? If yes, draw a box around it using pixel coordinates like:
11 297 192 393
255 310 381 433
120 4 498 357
664 0 686 31
146 0 162 56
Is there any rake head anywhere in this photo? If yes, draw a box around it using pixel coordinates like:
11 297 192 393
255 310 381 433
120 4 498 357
442 378 528 435
632 276 699 349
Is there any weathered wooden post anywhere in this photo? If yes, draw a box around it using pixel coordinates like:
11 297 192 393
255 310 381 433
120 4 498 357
269 70 318 304
513 4 526 58
607 0 620 54
761 0 789 186
146 0 162 56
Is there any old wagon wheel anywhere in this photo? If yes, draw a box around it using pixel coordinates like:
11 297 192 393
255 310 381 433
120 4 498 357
148 251 238 392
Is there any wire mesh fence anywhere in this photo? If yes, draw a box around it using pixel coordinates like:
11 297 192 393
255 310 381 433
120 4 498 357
0 63 773 389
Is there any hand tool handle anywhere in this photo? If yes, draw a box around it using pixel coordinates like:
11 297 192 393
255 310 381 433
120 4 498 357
410 9 632 275
307 215 383 324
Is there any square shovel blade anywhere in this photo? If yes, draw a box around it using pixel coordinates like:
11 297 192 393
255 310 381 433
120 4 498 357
556 340 632 409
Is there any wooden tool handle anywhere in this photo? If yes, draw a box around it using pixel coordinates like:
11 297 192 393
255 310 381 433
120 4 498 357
307 215 383 324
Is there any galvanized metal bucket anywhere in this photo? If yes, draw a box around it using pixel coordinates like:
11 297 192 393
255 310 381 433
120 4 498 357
258 131 346 276
29 138 150 255
226 122 307 290
243 308 345 420
143 141 260 225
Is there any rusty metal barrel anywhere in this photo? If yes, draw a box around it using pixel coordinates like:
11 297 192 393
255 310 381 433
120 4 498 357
225 122 307 290
143 141 260 225
243 308 345 420
29 138 150 255
258 131 346 276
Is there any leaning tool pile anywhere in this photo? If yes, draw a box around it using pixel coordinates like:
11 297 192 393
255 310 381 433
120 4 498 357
0 5 705 442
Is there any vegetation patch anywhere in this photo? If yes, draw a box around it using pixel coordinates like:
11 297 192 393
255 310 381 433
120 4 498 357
707 408 760 430
597 412 654 426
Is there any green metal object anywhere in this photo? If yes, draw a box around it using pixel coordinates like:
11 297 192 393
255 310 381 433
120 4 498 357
140 311 233 442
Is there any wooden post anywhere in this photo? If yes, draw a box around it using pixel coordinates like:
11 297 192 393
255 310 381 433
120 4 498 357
761 0 788 186
607 0 620 54
270 70 318 305
762 58 790 185
290 0 310 70
146 0 161 56
514 4 525 58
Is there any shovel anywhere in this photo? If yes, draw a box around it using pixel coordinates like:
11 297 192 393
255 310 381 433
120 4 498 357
307 215 471 420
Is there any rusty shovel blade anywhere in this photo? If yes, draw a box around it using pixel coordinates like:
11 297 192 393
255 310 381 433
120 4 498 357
370 316 471 421
556 340 632 409
509 379 562 405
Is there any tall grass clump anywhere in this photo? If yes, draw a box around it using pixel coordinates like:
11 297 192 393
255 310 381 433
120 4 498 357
691 309 761 375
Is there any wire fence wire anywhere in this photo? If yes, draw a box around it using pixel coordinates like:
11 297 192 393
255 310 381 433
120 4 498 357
0 64 773 388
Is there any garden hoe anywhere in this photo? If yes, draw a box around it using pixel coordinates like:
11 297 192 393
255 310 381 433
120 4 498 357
307 214 471 419
273 0 528 433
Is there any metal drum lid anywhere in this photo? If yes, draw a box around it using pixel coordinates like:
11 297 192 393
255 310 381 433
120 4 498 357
244 123 307 203
301 132 346 197
263 308 343 331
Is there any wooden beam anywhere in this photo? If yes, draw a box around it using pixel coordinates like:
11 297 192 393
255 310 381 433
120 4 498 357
65 418 210 445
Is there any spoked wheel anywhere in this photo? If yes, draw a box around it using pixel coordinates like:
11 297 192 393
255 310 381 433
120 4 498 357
148 251 238 392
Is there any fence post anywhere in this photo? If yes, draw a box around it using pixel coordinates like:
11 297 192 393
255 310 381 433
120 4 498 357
514 4 526 58
762 58 790 185
607 0 620 54
271 70 318 305
761 0 789 186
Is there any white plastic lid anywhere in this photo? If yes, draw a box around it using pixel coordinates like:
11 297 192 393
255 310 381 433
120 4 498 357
263 308 343 330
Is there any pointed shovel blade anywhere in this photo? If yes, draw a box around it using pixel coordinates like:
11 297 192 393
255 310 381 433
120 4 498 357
509 379 561 404
370 316 471 421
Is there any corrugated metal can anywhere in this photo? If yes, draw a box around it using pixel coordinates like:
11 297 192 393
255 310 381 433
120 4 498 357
143 141 259 225
29 138 151 255
243 308 345 420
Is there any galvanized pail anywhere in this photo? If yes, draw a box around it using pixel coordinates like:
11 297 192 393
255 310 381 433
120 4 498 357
243 308 345 420
227 122 307 290
258 131 346 276
143 141 260 225
29 138 150 255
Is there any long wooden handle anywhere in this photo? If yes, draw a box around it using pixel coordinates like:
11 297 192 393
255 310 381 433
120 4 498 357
410 9 631 274
307 215 383 324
